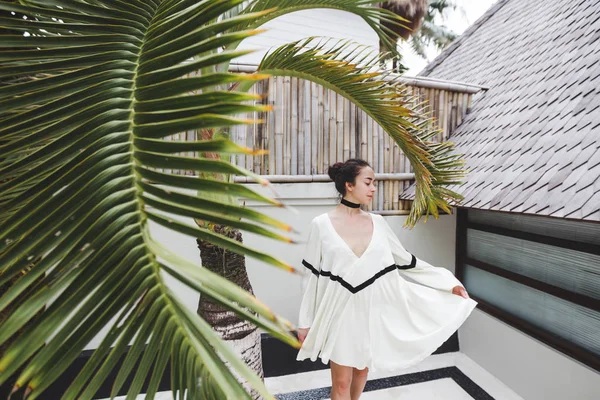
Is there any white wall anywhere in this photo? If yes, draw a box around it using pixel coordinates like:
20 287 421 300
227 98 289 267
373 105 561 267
235 9 379 65
459 308 600 400
383 213 457 275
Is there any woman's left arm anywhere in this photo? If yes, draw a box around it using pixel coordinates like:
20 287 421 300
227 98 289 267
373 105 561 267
380 216 469 297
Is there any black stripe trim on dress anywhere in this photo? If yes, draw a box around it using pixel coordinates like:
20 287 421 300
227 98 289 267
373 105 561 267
301 254 416 294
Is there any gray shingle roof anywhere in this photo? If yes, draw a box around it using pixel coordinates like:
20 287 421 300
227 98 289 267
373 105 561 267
402 0 600 222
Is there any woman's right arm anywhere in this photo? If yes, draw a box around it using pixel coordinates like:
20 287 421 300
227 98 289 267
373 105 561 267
297 218 322 338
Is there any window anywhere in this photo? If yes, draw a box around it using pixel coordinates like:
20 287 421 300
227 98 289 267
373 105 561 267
456 208 600 371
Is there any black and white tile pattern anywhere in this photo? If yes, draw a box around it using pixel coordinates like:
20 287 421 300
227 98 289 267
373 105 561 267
100 353 524 400
275 367 493 400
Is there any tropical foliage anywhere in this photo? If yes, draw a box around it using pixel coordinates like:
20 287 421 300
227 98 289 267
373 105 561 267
0 0 464 398
410 0 459 59
379 0 460 68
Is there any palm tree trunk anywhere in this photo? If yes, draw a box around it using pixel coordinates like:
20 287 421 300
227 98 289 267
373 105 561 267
379 0 429 72
196 225 263 399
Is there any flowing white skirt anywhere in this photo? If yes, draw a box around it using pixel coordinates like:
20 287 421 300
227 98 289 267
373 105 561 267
297 271 477 372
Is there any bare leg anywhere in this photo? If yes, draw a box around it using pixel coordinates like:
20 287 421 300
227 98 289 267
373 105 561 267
350 367 369 400
330 361 353 400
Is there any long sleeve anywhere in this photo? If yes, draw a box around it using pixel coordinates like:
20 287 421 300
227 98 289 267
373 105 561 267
298 218 322 329
380 216 463 292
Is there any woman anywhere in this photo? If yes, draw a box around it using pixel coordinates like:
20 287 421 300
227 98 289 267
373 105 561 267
296 159 477 400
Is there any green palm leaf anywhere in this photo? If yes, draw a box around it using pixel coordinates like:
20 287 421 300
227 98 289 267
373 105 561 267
0 1 467 398
0 1 298 398
246 38 465 226
233 0 407 59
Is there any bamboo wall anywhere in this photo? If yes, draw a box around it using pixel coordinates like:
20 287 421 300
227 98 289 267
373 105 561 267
228 77 474 212
163 77 474 212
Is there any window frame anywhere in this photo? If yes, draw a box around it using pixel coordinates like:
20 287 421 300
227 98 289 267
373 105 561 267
455 207 600 372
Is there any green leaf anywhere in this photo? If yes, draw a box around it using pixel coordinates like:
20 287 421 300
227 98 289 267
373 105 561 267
136 49 256 87
161 262 298 347
0 2 299 398
253 38 466 226
0 1 462 398
147 212 294 272
135 72 266 100
24 259 150 398
137 167 283 208
70 296 152 400
0 2 147 30
125 308 169 400
110 289 164 398
61 267 150 399
144 321 176 400
0 34 143 48
135 90 261 112
139 181 291 230
234 0 407 59
142 195 293 242
0 192 136 304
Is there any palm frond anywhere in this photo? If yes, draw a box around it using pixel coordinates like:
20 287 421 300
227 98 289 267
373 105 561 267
418 19 457 49
428 0 458 17
409 34 428 59
234 0 408 59
0 1 299 398
250 38 465 226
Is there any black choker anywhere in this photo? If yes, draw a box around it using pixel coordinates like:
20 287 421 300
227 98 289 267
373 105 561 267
341 198 361 208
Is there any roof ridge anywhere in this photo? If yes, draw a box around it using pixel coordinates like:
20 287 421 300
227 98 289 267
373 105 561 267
418 0 513 77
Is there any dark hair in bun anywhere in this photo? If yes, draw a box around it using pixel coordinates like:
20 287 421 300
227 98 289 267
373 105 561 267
327 162 344 181
327 159 371 196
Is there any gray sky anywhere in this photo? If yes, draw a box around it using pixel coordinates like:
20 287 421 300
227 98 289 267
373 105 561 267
402 0 497 75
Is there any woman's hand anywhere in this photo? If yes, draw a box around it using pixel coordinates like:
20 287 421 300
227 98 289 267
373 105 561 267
452 286 470 299
298 328 310 344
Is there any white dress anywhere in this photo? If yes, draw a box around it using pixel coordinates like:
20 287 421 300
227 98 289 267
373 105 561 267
296 213 477 372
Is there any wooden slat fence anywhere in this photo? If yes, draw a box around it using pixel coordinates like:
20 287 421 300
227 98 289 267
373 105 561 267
162 75 478 212
229 77 475 211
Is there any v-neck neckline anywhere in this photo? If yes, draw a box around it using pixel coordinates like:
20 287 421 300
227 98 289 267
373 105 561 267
325 213 375 260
